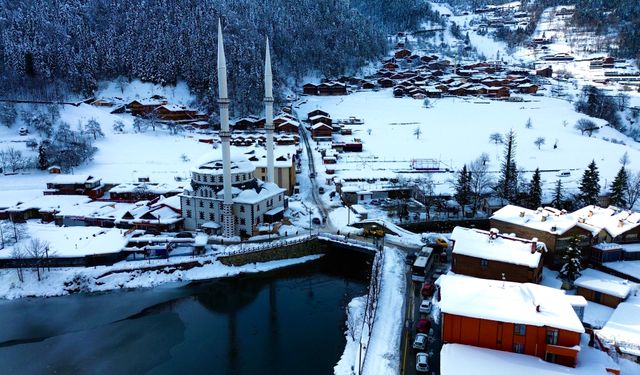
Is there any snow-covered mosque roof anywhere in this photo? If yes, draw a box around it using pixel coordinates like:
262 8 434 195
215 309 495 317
192 150 256 175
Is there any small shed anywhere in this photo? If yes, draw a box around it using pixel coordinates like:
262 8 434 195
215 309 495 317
574 268 633 308
591 243 623 263
48 165 62 174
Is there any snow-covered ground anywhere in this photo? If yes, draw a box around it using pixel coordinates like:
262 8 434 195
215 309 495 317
0 252 323 300
298 89 638 199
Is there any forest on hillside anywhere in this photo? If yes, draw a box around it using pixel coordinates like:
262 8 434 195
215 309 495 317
0 0 431 115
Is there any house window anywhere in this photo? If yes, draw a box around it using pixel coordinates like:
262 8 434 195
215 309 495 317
256 217 260 224
186 199 191 206
279 195 282 201
186 210 192 218
235 175 239 182
199 212 204 220
480 259 489 269
209 202 214 209
545 352 557 363
240 206 245 213
209 213 214 221
513 343 524 354
546 329 558 345
514 324 526 336
240 218 245 225
199 201 204 208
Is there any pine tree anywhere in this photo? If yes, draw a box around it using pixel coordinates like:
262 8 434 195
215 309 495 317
553 179 563 209
609 166 629 208
497 129 518 201
578 160 601 206
528 168 542 209
37 142 49 170
454 164 472 208
559 236 584 284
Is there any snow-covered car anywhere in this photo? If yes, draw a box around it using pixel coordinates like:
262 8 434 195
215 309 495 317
18 127 28 136
416 352 429 373
413 333 427 350
419 300 432 314
415 318 430 333
557 170 571 178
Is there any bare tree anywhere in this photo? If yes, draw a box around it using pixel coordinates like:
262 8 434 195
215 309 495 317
413 126 422 139
626 170 640 209
22 238 51 281
0 147 27 173
112 120 125 133
0 220 27 246
414 175 435 222
534 137 545 150
84 118 105 140
620 151 631 167
469 154 493 215
525 117 532 129
11 245 25 282
489 132 503 144
574 118 599 136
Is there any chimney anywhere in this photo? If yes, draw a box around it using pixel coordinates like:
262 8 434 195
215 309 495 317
519 211 525 217
536 304 541 313
541 215 547 222
588 210 593 217
618 218 624 228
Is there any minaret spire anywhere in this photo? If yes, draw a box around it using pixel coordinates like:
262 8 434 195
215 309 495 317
217 18 234 238
264 37 275 184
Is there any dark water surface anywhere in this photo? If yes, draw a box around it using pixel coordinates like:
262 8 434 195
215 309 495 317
0 251 371 375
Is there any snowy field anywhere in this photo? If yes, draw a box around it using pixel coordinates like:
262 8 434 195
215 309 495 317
298 89 639 198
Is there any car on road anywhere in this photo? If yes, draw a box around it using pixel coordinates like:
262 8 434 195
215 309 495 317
419 300 432 314
557 170 571 178
415 352 429 373
415 318 430 333
405 253 417 265
421 281 435 298
312 217 321 225
412 333 427 350
175 232 193 238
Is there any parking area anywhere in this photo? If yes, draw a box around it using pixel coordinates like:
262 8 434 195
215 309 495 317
401 246 450 375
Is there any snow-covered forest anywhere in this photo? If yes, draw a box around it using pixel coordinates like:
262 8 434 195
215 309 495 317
0 0 430 114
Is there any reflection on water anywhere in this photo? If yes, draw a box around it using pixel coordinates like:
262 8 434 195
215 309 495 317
0 251 370 375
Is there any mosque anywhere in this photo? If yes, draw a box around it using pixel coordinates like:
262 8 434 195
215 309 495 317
180 21 286 237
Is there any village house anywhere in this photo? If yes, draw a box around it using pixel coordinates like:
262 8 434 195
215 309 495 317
45 174 105 199
127 99 167 116
517 83 539 94
574 205 640 244
309 114 332 127
246 146 297 195
394 49 411 59
107 182 185 202
307 109 329 120
0 195 91 222
437 274 586 367
597 301 640 363
311 123 333 140
154 104 203 121
302 83 318 95
490 205 593 264
450 227 545 283
574 268 634 308
116 195 183 232
318 82 347 95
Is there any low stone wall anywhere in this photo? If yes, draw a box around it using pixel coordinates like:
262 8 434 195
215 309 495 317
218 238 327 266
0 252 129 268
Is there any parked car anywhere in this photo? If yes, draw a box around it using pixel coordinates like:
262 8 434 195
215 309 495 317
415 352 429 373
19 127 28 136
318 186 325 194
421 281 435 298
312 217 321 225
412 333 427 350
175 232 193 238
557 170 571 178
405 253 417 265
419 300 432 314
415 318 430 333
144 229 161 236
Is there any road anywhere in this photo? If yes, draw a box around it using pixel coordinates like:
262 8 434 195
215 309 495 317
401 249 448 375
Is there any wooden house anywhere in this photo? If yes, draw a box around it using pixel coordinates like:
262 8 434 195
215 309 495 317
378 78 394 88
361 81 376 90
303 83 318 95
536 66 553 78
318 82 347 96
45 174 104 198
517 83 539 94
383 62 399 70
276 120 299 134
574 268 632 308
451 227 545 283
590 243 623 263
394 49 411 59
309 114 332 127
486 86 510 98
128 99 166 116
155 105 200 121
490 205 594 264
233 116 260 130
311 123 333 140
307 109 329 120
438 274 585 368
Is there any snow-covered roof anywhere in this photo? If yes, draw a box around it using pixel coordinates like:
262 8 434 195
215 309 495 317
5 195 92 213
441 343 616 375
573 206 640 239
620 243 640 253
244 145 296 168
108 181 185 194
598 301 640 350
193 150 256 175
159 104 195 112
491 205 580 235
56 201 135 219
451 226 544 268
233 181 284 204
50 174 100 184
311 123 332 130
574 268 633 299
437 274 585 333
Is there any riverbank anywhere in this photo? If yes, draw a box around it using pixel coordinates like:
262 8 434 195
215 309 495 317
0 253 324 300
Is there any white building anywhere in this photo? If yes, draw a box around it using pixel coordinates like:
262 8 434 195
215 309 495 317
180 151 285 236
